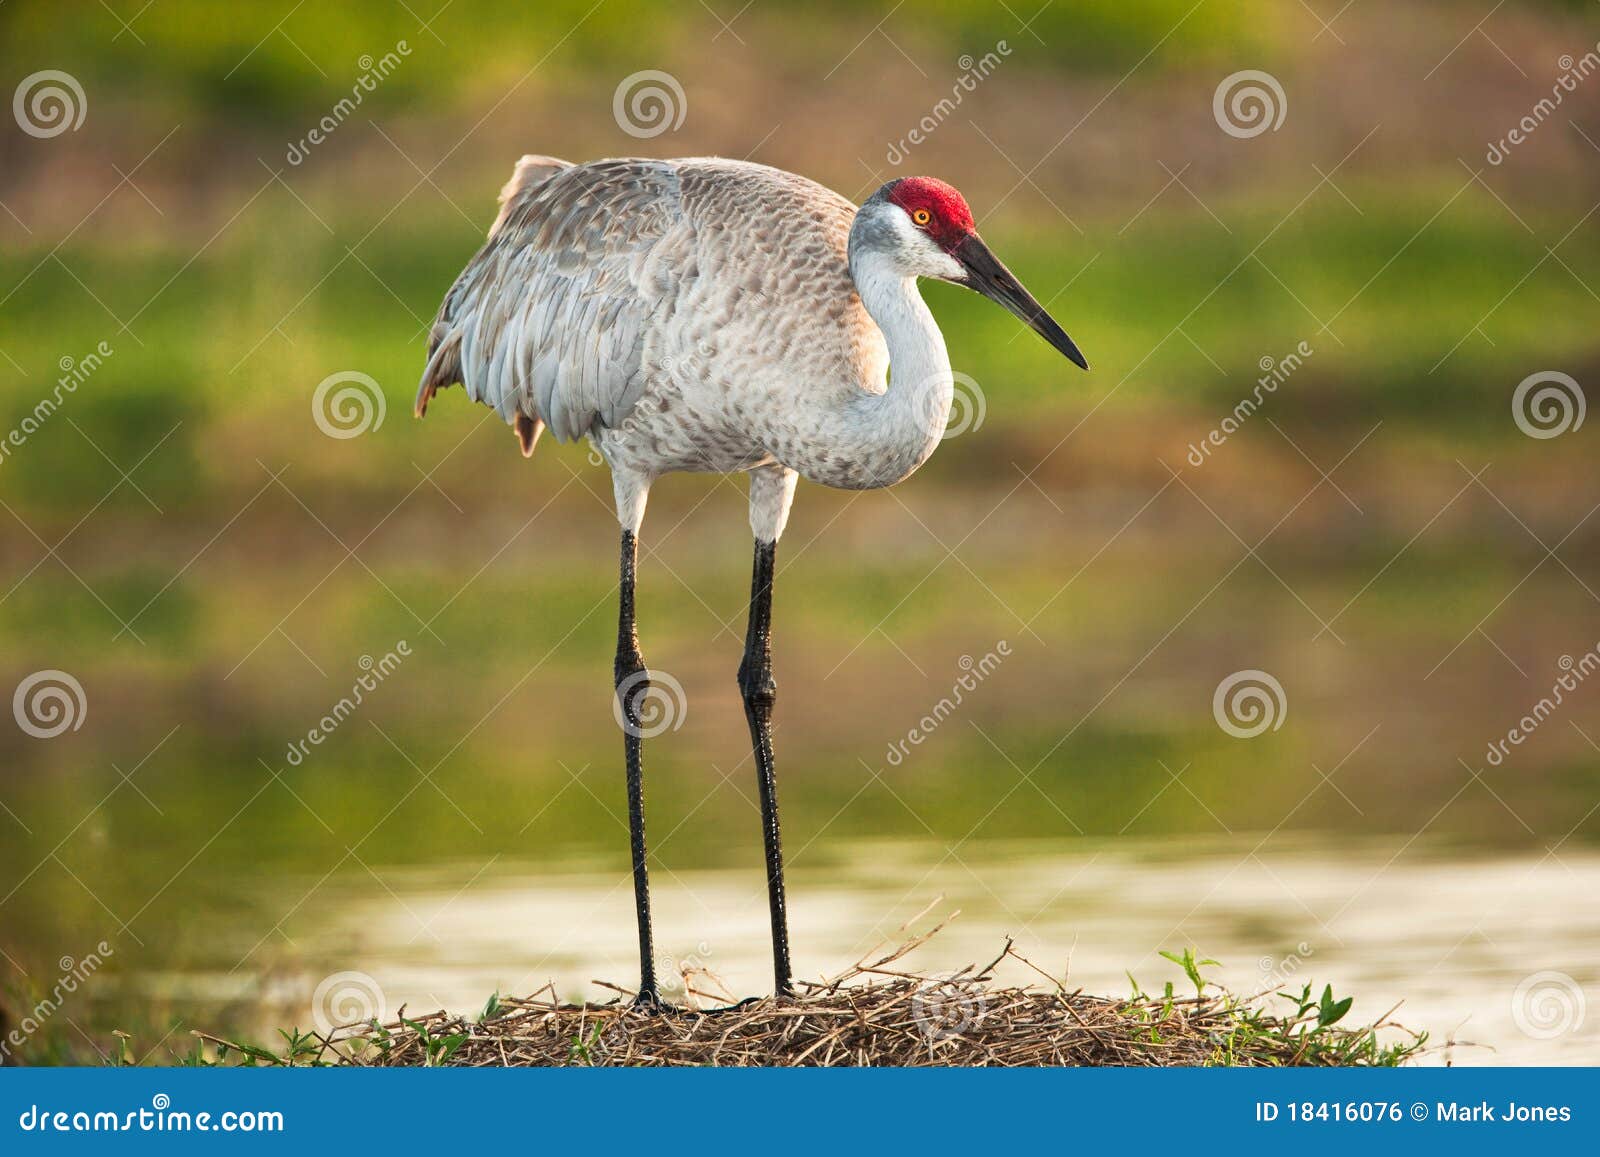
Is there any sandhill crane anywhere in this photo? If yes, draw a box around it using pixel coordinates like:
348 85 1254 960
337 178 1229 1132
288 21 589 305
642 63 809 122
415 156 1087 1005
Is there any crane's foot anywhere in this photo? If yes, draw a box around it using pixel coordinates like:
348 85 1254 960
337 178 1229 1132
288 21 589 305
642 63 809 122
697 993 786 1015
629 987 666 1013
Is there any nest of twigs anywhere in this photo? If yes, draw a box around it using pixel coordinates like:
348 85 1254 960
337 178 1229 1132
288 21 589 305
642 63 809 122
196 918 1421 1068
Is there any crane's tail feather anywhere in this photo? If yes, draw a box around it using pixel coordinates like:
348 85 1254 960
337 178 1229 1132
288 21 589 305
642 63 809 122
415 332 543 458
490 154 573 238
414 326 460 418
415 153 575 431
515 412 544 457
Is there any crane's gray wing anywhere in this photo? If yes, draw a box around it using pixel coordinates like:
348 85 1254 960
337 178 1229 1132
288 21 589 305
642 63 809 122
416 157 686 447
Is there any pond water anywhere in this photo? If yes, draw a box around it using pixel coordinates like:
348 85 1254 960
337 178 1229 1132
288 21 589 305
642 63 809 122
127 836 1599 1066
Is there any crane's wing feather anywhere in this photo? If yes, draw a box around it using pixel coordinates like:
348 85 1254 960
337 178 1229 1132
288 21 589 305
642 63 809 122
416 157 685 445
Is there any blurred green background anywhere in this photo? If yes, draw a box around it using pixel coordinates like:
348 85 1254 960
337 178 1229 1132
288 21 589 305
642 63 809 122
2 0 1599 1063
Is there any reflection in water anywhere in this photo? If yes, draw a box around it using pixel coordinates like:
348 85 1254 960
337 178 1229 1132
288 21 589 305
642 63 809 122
155 837 1600 1066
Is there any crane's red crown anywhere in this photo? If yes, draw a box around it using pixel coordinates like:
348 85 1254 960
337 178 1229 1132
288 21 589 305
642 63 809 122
887 177 975 250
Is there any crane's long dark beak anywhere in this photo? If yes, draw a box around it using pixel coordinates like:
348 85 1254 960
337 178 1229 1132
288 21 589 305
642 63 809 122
950 233 1089 371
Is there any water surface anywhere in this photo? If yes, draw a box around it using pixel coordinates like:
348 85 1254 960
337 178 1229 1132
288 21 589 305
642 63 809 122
132 836 1600 1066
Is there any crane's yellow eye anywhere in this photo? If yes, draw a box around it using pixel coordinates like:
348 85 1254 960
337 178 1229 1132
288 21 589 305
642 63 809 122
912 208 931 226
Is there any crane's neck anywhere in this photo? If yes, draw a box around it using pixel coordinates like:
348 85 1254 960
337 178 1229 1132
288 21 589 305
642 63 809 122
832 244 954 489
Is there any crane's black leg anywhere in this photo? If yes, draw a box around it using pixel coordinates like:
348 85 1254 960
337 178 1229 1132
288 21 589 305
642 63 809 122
615 529 660 1007
738 537 793 996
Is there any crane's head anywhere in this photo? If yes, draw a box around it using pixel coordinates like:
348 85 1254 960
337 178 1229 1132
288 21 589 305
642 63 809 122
854 176 1088 371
